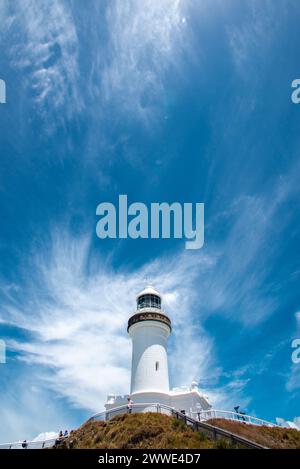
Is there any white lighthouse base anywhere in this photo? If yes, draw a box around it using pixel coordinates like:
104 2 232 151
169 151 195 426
105 383 211 418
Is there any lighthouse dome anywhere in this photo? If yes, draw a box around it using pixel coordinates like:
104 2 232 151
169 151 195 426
136 285 161 299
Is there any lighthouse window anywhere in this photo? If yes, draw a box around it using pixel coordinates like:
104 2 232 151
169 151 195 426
155 361 159 371
138 294 161 309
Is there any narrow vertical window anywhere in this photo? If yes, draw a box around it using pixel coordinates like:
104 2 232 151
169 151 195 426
155 361 159 371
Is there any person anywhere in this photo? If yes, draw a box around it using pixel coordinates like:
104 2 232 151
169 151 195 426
127 397 133 414
234 406 246 422
196 404 202 421
54 430 64 447
64 430 68 437
22 440 28 449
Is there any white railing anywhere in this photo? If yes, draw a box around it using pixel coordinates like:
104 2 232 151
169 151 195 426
0 435 69 449
90 404 276 427
0 437 60 450
193 409 276 427
88 402 176 422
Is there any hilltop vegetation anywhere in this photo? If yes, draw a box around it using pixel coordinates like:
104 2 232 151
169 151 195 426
55 413 239 449
209 418 300 449
55 413 300 449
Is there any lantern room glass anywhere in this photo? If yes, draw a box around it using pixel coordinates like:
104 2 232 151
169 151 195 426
137 294 161 309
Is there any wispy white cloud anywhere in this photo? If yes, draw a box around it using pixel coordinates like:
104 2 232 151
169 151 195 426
3 0 82 127
101 0 188 123
206 378 251 411
227 0 286 74
0 229 219 416
200 206 280 324
32 431 58 442
0 0 195 137
276 416 300 430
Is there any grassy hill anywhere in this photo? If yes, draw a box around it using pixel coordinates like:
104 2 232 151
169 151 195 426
55 413 300 449
209 418 300 449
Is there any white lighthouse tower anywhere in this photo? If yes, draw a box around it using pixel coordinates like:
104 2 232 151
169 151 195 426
105 286 211 415
128 286 171 395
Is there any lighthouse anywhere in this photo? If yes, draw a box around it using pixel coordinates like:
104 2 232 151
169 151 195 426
105 286 211 415
128 286 171 394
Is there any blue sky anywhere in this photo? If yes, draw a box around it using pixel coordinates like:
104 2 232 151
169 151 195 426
0 0 300 442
